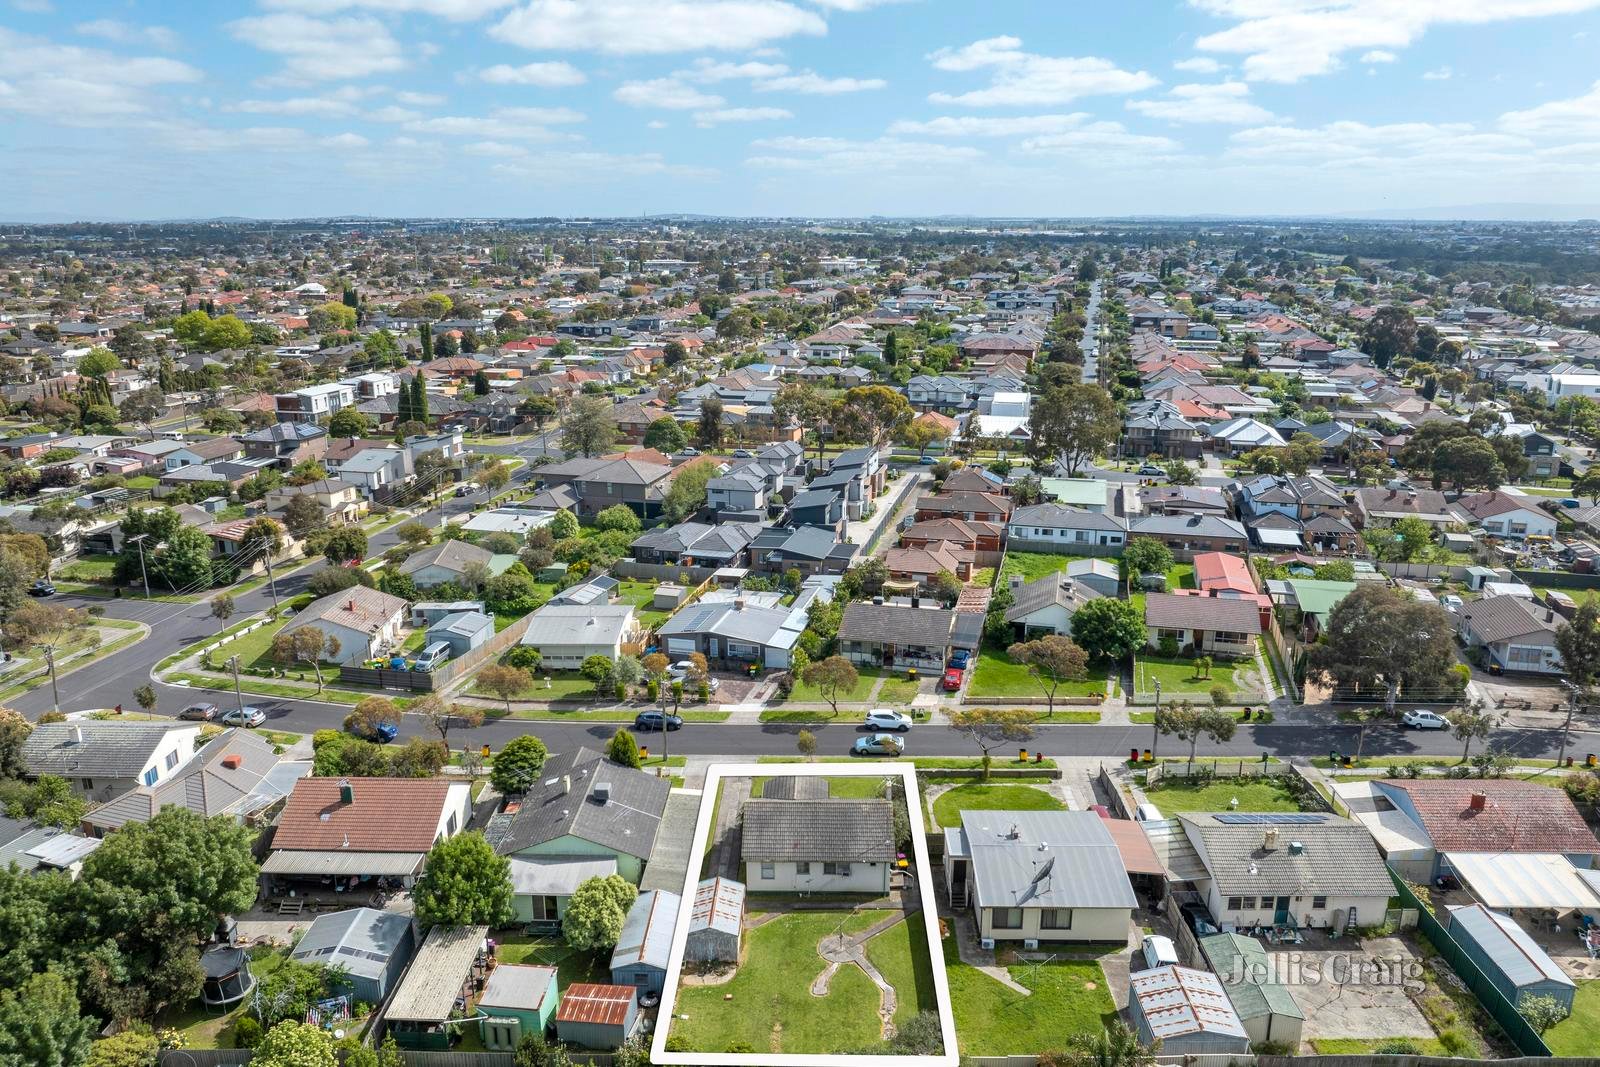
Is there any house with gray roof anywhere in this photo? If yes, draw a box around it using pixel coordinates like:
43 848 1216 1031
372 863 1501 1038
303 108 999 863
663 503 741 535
838 600 969 670
399 540 513 589
631 521 761 567
518 603 641 669
1144 591 1263 658
1128 513 1248 560
749 523 855 575
22 721 202 804
1002 571 1104 640
944 810 1136 944
741 797 895 894
656 596 804 669
1008 503 1128 552
1458 595 1564 674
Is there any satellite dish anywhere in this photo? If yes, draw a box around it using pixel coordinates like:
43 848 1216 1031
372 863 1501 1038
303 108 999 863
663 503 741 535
1030 857 1056 885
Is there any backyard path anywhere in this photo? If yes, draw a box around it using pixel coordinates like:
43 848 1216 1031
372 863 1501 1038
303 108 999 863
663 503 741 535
808 904 919 1038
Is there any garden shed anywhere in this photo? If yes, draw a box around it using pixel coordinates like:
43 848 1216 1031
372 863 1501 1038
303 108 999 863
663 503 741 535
1445 903 1577 1012
289 907 415 1004
610 889 680 996
1198 932 1305 1047
478 964 560 1052
686 876 745 964
554 983 638 1049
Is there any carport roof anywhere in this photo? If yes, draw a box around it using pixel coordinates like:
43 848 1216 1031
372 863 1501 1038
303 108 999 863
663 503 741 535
1444 851 1600 911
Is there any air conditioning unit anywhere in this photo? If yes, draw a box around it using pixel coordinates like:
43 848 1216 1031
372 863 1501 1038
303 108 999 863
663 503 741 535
980 938 995 950
1024 939 1039 950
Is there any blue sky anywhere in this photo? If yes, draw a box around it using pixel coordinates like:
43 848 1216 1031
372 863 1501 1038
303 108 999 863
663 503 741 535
4 0 1600 220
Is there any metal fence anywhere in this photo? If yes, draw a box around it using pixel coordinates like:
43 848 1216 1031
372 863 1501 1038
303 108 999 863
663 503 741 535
337 612 536 692
1388 873 1552 1058
1145 760 1289 786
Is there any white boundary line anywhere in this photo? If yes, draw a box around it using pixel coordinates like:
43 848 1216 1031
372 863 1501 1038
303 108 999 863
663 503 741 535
650 761 958 1067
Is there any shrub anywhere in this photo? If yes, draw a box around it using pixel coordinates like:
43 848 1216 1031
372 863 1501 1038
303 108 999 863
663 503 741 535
1372 1039 1421 1055
593 505 641 533
1158 634 1180 658
233 1016 264 1049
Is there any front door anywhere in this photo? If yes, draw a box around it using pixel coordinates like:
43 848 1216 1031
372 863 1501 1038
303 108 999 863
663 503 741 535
1274 896 1291 924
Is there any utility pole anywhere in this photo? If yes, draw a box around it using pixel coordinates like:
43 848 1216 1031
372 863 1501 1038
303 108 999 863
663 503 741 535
227 655 244 713
262 549 280 609
1559 679 1580 769
43 644 60 715
128 533 151 599
1151 679 1162 761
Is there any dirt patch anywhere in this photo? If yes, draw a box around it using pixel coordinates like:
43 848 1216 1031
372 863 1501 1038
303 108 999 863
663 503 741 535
1270 938 1435 1042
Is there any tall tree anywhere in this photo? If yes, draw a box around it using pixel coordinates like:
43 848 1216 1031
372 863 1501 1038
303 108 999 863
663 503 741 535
1361 305 1417 369
562 874 638 951
0 972 95 1067
1027 383 1120 475
560 394 619 458
697 397 724 448
412 833 514 930
1307 584 1457 711
418 322 433 361
1556 601 1600 698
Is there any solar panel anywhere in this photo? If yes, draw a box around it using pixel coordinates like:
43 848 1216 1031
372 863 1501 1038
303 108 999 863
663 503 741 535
1213 812 1328 825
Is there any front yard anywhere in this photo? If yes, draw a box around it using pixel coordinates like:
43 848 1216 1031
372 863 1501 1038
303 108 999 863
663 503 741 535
931 782 1064 829
1133 652 1251 699
208 617 343 674
941 937 1116 1056
1141 774 1305 814
967 643 1110 702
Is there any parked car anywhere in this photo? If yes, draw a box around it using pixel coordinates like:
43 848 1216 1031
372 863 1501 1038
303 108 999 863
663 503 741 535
918 455 937 465
1136 464 1167 477
864 708 913 732
942 666 965 692
1402 709 1450 730
678 447 701 457
948 649 971 670
667 661 719 691
221 706 267 728
455 482 480 497
732 448 753 458
634 710 683 732
28 579 54 597
348 718 398 743
852 733 905 757
177 702 219 722
1141 934 1179 970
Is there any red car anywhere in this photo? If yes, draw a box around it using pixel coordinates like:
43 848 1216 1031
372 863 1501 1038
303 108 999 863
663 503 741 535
942 667 965 692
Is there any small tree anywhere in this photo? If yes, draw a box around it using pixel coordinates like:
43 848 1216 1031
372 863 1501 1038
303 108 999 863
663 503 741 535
593 504 641 533
1122 537 1173 583
412 832 514 930
1519 992 1569 1035
345 696 400 739
1154 701 1235 766
1006 635 1088 717
211 593 235 624
270 625 341 692
796 729 817 761
479 664 532 712
1208 684 1231 715
562 874 638 951
606 728 642 768
1193 655 1212 680
490 734 549 796
579 654 615 694
1068 597 1146 662
950 708 1035 780
251 1021 336 1067
801 655 858 717
410 693 484 746
1043 1021 1157 1067
133 683 157 713
1451 700 1498 763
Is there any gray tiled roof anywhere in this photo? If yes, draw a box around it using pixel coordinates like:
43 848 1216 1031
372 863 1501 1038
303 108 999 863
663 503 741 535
488 748 669 861
1004 572 1102 623
22 721 192 779
839 602 956 647
741 798 894 863
1143 592 1263 634
1178 812 1393 896
399 539 493 577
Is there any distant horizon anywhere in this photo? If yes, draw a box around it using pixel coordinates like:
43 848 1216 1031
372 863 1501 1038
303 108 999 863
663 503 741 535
4 1 1600 219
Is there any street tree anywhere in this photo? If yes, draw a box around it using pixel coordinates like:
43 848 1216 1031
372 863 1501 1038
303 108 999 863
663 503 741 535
319 526 367 564
560 394 619 457
801 656 859 717
2 602 98 713
1307 584 1457 712
345 697 401 739
478 664 531 712
1026 383 1120 475
836 385 913 449
1155 702 1237 766
643 417 688 453
134 684 157 713
896 418 950 459
270 626 341 692
697 397 724 448
1556 601 1600 698
0 707 31 779
949 708 1035 780
211 592 236 624
413 832 514 930
1452 700 1499 764
796 729 817 761
1006 635 1089 716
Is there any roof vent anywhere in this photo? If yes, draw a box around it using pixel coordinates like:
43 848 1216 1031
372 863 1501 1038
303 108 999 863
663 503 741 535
562 774 571 794
594 783 611 803
1287 841 1304 856
72 725 83 745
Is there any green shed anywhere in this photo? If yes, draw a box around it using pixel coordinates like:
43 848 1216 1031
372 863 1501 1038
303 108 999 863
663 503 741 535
478 964 560 1052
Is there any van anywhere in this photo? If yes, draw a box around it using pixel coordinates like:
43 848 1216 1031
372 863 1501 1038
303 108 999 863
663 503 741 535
413 641 452 672
1141 934 1179 970
157 430 186 441
1134 802 1164 823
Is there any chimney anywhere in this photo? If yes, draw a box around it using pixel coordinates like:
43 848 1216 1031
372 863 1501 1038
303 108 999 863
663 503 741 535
1263 826 1279 850
562 774 572 794
346 598 356 611
1469 792 1487 811
72 725 83 745
734 597 745 611
221 755 243 770
594 782 611 803
339 779 354 805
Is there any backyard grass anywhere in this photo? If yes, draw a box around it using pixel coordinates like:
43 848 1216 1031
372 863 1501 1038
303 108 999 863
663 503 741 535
967 643 1109 701
941 937 1116 1056
1311 1038 1454 1055
670 910 889 1055
863 912 941 1031
997 551 1089 586
932 783 1065 829
614 579 673 629
1142 775 1304 814
1133 653 1246 698
1543 980 1600 1056
495 936 608 991
157 949 286 1049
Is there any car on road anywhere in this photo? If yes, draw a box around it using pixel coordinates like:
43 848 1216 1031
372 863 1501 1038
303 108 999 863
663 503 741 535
948 649 971 670
918 454 937 464
942 666 965 692
864 708 913 732
178 702 219 721
1402 709 1450 730
732 448 753 458
634 710 683 731
221 706 267 728
347 718 398 743
455 482 479 497
29 579 54 597
1135 464 1167 477
852 732 904 757
678 447 701 457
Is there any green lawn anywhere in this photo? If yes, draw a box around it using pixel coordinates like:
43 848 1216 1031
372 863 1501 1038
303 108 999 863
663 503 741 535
125 475 158 489
863 912 940 1032
942 937 1116 1056
56 553 117 582
471 669 597 702
209 618 291 672
1544 980 1600 1056
752 775 890 799
1142 775 1304 814
1133 654 1246 698
495 936 608 991
156 950 286 1049
998 552 1090 586
932 783 1065 829
614 579 670 629
967 643 1108 701
670 910 890 1055
780 666 903 705
1311 1038 1454 1055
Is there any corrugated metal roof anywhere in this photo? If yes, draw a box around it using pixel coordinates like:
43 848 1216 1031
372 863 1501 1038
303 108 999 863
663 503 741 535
690 877 745 937
962 810 1137 911
555 983 634 1026
1446 903 1575 989
509 856 617 897
480 964 556 1014
290 908 411 979
611 890 681 972
385 925 488 1022
1444 852 1600 912
1141 818 1208 882
260 849 425 877
1198 933 1305 1021
1131 965 1249 1039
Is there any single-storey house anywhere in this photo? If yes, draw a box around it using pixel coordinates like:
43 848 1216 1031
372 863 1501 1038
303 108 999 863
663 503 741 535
290 907 415 1004
1007 503 1127 551
609 889 680 997
1456 490 1558 541
279 586 409 666
1458 595 1564 674
518 604 642 669
838 601 975 671
399 540 513 590
1002 572 1103 639
385 925 490 1050
478 965 561 1052
944 810 1136 944
21 721 201 804
1128 965 1251 1055
742 797 895 894
1128 514 1249 560
1144 592 1263 658
655 597 803 669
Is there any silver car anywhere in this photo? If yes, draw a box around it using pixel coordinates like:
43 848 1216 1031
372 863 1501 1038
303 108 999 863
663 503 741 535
222 706 267 728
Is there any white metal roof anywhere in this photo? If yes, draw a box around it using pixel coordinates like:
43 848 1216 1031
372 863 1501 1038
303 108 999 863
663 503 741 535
1445 851 1600 911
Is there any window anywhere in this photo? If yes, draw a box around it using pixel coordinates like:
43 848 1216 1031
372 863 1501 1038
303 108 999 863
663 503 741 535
143 767 158 786
165 750 179 770
1312 895 1328 910
1227 896 1243 911
1040 908 1072 930
761 863 775 880
634 972 650 984
447 813 458 835
823 862 852 876
796 862 810 875
992 908 1023 930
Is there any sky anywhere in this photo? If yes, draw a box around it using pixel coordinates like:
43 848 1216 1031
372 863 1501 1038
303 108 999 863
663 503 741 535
4 0 1600 221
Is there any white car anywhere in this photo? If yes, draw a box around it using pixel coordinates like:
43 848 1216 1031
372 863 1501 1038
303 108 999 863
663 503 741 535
1402 709 1451 730
667 661 719 691
864 708 913 732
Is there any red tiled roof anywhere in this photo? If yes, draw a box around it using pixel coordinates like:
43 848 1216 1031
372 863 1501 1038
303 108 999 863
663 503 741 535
1385 779 1599 855
555 984 634 1025
272 777 451 853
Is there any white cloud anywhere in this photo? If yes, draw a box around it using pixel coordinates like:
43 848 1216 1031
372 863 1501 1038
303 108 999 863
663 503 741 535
230 88 376 117
402 104 585 139
614 79 725 110
682 59 790 82
1019 121 1182 157
395 90 445 105
491 0 826 55
647 119 669 128
365 105 424 122
1190 0 1600 83
227 14 406 83
1500 80 1600 136
476 61 587 87
261 0 514 18
1423 66 1453 80
887 113 1089 137
754 71 884 93
1174 56 1224 74
1126 81 1275 124
694 106 793 125
491 150 714 180
75 19 179 50
1360 49 1398 63
926 36 1157 106
746 134 983 172
806 0 909 8
0 27 201 124
1225 120 1529 170
321 132 371 149
462 140 530 157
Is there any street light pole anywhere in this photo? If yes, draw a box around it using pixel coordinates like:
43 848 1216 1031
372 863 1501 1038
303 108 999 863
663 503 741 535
227 655 244 713
129 533 151 599
1151 679 1162 761
1558 679 1579 769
